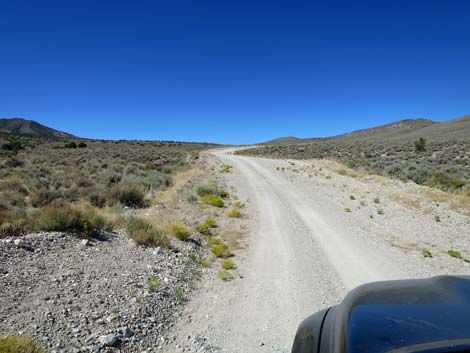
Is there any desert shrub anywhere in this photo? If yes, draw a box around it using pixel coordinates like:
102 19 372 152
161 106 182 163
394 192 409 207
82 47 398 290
421 249 432 258
221 259 235 270
195 219 216 235
0 179 29 195
126 217 169 247
373 197 380 204
406 169 432 186
137 172 172 191
220 164 233 173
172 225 190 241
64 142 77 148
77 142 87 148
196 184 220 197
108 182 146 208
217 270 233 281
207 236 221 246
0 336 44 353
414 137 426 152
448 249 461 258
89 193 106 208
4 158 23 168
201 195 224 207
0 221 25 238
176 289 184 303
233 201 245 209
35 200 107 234
106 174 122 187
228 208 242 218
377 208 384 215
189 252 211 267
147 278 160 292
30 189 61 207
1 141 23 152
8 194 26 207
429 172 465 191
344 208 351 213
211 242 230 258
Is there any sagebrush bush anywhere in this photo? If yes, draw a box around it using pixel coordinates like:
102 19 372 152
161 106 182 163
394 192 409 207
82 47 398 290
0 336 44 353
109 182 146 208
126 217 169 247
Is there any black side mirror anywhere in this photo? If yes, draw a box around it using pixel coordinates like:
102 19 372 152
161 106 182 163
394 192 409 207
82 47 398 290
292 275 470 353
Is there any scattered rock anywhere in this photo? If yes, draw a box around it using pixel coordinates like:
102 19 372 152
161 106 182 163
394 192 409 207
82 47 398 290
98 334 118 347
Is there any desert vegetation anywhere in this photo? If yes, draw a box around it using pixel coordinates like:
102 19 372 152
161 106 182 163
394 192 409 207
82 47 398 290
0 133 214 238
238 139 470 196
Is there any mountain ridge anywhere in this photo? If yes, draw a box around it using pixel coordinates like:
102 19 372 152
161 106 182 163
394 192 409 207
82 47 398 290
0 118 76 139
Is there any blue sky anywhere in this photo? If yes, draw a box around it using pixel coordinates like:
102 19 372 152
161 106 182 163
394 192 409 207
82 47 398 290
1 0 469 144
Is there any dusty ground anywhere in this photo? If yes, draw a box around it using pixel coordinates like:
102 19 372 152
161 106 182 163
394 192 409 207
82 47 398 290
164 148 470 353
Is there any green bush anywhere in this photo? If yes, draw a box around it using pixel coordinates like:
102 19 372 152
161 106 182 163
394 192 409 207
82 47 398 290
147 278 160 292
344 208 351 213
220 164 233 173
195 219 216 235
172 225 190 241
211 242 230 258
421 249 432 258
221 259 235 270
0 336 44 353
126 217 169 247
448 249 461 258
109 182 146 208
217 270 233 281
65 142 77 149
201 195 224 207
1 141 23 152
414 137 426 152
227 208 242 218
77 142 87 148
196 184 229 198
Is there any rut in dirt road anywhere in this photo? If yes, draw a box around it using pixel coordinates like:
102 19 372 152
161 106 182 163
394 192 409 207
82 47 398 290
165 149 409 353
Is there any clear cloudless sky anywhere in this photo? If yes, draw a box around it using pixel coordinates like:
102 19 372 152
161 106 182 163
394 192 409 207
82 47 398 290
1 0 469 144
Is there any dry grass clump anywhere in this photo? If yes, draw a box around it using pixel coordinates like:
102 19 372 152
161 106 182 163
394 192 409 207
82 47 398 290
35 200 109 234
171 225 190 241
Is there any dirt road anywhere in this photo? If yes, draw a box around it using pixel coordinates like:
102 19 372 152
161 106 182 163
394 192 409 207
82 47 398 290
165 148 470 353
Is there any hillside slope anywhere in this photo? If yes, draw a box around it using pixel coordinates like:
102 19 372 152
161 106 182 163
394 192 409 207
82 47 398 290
262 115 469 145
0 118 75 139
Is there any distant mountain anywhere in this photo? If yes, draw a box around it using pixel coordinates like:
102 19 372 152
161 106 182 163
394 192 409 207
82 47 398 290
0 118 76 139
261 115 469 145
